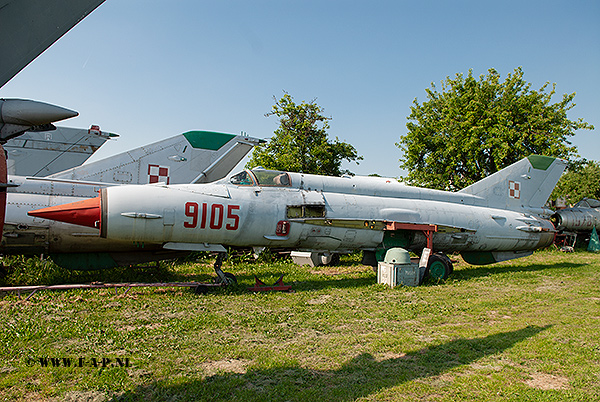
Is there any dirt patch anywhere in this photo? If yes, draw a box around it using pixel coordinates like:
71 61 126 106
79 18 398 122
309 265 369 276
525 372 570 390
61 391 109 402
202 358 251 376
306 294 332 305
375 351 407 362
469 362 503 372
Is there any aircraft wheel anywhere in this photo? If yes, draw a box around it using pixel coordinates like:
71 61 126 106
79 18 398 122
435 253 454 274
427 255 450 281
222 272 238 285
321 253 341 266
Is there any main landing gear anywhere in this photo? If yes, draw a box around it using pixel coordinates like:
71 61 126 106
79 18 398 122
213 252 237 285
425 252 454 281
194 252 237 294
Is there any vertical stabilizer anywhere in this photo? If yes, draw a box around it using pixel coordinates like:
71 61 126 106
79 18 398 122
458 155 567 212
5 125 115 176
48 131 264 185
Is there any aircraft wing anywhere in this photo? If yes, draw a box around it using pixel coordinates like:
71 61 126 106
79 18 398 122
288 217 476 233
5 125 116 176
0 0 106 88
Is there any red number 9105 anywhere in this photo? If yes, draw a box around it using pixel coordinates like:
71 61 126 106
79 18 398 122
184 202 240 230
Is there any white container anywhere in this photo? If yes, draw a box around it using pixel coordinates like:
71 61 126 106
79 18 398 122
290 251 321 267
377 261 423 287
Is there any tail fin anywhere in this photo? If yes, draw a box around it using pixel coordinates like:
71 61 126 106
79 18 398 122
48 131 264 185
458 155 567 212
5 125 115 177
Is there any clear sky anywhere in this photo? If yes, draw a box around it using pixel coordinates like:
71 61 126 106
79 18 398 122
1 0 598 178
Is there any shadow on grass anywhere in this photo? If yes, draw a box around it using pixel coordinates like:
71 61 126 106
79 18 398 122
453 261 587 282
113 325 549 402
0 256 205 287
2 253 583 295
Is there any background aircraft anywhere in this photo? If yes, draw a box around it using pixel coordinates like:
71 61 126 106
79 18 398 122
0 0 107 233
551 198 600 249
4 130 263 269
5 125 116 177
30 155 568 282
551 198 600 233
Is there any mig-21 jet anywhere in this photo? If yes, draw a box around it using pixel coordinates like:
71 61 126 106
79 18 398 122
4 130 263 269
29 155 567 283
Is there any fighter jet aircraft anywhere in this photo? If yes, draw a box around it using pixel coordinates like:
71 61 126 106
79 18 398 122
0 1 267 272
0 0 106 143
30 155 568 282
4 130 263 269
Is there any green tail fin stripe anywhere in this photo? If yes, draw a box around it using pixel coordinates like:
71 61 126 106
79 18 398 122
183 131 236 150
527 155 556 171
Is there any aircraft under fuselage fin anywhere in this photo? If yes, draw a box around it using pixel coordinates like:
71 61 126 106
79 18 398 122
0 0 106 88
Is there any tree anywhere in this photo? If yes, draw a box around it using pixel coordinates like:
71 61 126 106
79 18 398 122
247 93 362 176
397 67 594 190
551 160 600 205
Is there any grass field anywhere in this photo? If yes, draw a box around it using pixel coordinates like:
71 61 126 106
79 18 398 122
0 249 599 401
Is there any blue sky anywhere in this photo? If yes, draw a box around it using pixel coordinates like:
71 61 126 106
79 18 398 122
2 0 598 177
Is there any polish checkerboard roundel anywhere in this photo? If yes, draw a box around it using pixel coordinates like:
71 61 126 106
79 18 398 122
508 180 520 199
148 164 170 184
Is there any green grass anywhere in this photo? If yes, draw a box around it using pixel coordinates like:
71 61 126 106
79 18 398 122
0 250 599 401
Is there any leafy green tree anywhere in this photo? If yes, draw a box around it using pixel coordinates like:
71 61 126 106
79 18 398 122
247 93 362 176
551 160 600 205
397 67 594 190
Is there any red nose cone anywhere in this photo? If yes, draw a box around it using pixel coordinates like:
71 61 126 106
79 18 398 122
28 197 101 228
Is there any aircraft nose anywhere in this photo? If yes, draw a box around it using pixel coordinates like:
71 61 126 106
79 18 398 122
28 196 100 229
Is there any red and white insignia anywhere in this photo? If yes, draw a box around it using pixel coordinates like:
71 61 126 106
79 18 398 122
148 164 170 184
508 180 520 199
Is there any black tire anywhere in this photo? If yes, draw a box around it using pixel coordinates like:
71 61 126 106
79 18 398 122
426 254 450 281
223 272 237 285
435 252 454 274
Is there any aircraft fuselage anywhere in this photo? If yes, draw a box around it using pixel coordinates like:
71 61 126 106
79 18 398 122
98 170 555 254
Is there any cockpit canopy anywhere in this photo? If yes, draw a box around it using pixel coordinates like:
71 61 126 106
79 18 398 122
229 169 291 187
574 198 600 209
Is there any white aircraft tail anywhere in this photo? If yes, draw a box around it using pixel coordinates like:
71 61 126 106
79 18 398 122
5 125 115 177
458 155 567 212
48 131 264 185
